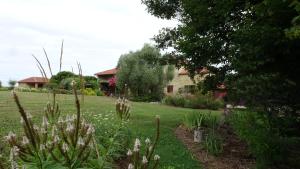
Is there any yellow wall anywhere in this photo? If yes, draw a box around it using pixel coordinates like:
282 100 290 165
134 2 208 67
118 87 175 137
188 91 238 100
164 67 206 94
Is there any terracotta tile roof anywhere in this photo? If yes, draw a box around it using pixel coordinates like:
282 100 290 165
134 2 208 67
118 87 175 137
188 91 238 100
18 77 48 83
178 68 189 75
178 67 209 75
95 68 117 76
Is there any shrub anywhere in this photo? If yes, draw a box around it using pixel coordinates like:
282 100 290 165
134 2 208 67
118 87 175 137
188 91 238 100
163 93 224 110
0 87 9 91
228 111 300 169
82 88 96 96
96 90 104 96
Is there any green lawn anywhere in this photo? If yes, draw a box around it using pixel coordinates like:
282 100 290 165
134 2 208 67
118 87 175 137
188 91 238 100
0 91 220 169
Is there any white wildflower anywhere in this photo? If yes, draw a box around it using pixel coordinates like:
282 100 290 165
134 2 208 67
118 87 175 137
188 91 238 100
46 141 53 148
33 125 39 131
87 124 95 135
10 146 19 159
42 116 49 128
154 154 160 161
51 125 57 137
40 144 46 151
65 115 72 122
142 156 148 164
26 112 32 119
53 135 60 143
133 138 141 152
155 115 160 119
58 117 64 124
40 127 47 134
5 131 16 142
128 163 134 169
148 145 153 151
66 123 74 133
127 149 132 156
20 117 24 124
62 143 69 153
145 138 151 145
77 137 84 147
22 136 29 146
71 114 77 121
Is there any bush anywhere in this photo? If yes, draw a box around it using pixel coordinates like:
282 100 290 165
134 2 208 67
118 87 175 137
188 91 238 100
96 89 104 96
228 111 300 169
0 87 9 91
82 88 96 96
163 93 224 110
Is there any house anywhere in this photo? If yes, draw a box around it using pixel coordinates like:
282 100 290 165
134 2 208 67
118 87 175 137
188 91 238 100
95 66 226 98
94 68 117 95
18 77 48 88
164 67 209 95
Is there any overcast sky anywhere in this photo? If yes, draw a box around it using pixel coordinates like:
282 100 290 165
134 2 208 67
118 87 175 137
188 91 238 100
0 0 176 86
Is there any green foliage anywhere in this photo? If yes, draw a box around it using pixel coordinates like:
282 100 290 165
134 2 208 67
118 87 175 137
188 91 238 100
116 44 172 101
183 111 223 156
0 90 204 168
183 112 219 131
163 95 185 107
83 76 98 90
203 130 223 156
85 112 131 164
15 87 48 93
182 112 205 131
8 80 16 89
228 110 300 169
0 87 9 91
50 71 76 85
0 81 2 88
142 3 300 156
95 90 104 96
82 88 96 96
163 93 224 110
126 116 161 169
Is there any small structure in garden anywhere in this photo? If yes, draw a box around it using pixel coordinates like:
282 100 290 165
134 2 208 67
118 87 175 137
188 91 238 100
18 76 48 88
94 68 117 96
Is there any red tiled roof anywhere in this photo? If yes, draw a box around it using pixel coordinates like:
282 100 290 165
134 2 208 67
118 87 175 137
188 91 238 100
178 68 189 75
95 68 117 76
178 67 209 75
18 77 48 83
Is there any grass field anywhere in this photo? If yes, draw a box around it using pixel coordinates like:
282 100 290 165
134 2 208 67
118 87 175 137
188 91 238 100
0 91 220 168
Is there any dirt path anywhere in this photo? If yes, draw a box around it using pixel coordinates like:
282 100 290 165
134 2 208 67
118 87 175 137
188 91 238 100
174 125 255 169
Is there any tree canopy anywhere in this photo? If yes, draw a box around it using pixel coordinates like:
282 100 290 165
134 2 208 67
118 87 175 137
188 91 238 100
142 0 300 111
116 44 173 101
142 1 300 167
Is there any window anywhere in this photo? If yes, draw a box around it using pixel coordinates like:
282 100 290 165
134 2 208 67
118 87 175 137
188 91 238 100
184 85 196 94
167 85 173 93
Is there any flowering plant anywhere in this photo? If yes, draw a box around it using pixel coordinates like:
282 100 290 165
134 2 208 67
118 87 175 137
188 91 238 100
116 97 130 120
126 116 161 169
4 83 97 169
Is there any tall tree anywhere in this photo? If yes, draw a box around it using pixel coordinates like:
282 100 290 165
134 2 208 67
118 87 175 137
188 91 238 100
116 44 173 101
143 0 300 167
142 0 300 111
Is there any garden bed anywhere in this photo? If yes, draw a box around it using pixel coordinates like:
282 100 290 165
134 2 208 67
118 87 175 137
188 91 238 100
174 124 255 169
